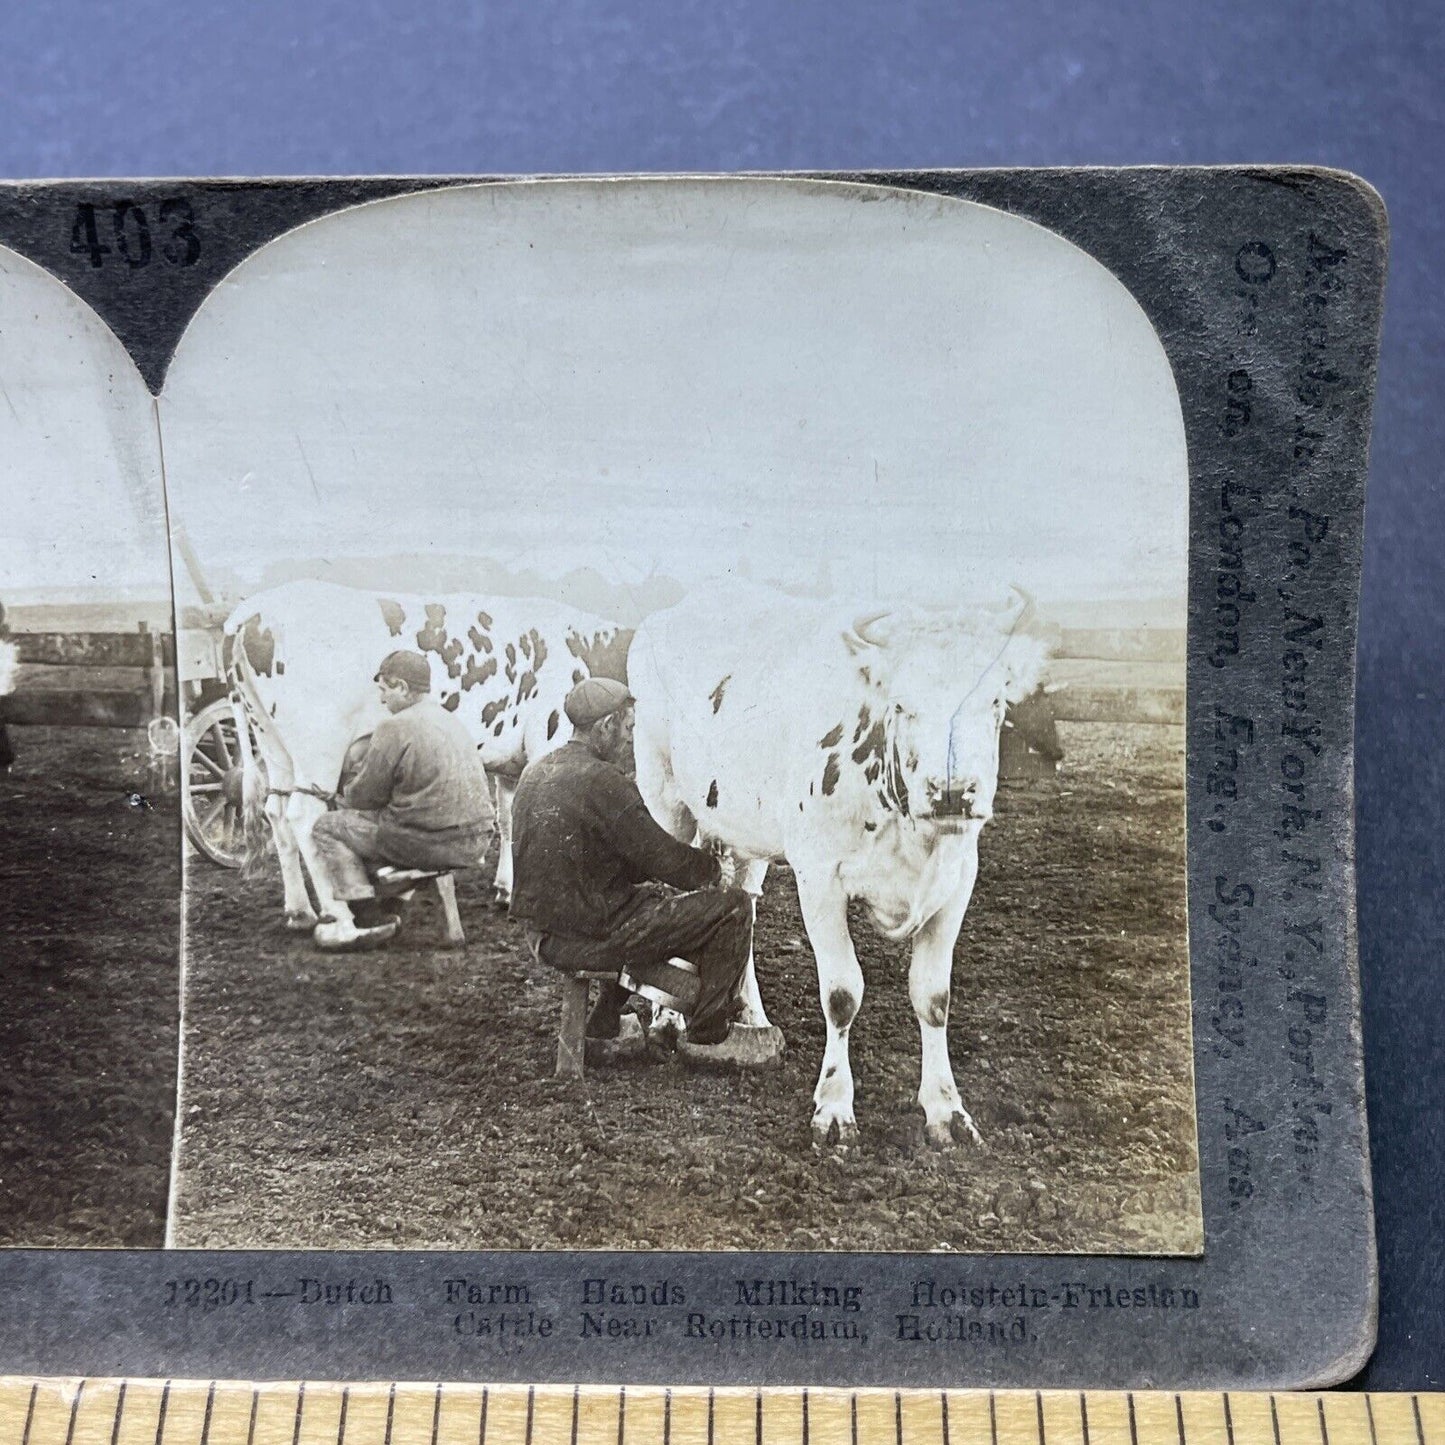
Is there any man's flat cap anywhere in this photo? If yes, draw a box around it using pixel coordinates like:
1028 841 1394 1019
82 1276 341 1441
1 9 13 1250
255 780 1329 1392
375 650 432 691
564 676 633 727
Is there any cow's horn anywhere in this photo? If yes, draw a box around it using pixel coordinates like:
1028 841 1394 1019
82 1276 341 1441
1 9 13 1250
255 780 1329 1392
998 585 1036 630
848 608 893 648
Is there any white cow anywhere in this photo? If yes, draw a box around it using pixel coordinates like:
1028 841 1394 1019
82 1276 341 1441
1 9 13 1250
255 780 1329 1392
630 582 1048 1148
225 579 629 929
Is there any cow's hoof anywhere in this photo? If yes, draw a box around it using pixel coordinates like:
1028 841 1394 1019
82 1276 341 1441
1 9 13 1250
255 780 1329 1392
811 1116 859 1151
924 1110 983 1149
491 888 511 910
285 908 319 932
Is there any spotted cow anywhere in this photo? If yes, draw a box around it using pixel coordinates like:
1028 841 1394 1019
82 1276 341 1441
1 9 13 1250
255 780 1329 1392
629 581 1049 1148
225 578 630 928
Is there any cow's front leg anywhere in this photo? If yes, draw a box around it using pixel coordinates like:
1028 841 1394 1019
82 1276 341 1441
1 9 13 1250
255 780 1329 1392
909 840 981 1149
491 774 516 907
794 869 863 1147
266 792 317 930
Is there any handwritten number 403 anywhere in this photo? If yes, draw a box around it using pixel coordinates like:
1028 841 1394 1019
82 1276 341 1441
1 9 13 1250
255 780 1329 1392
70 199 200 268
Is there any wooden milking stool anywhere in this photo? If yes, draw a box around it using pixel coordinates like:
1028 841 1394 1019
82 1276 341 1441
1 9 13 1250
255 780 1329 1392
371 866 465 947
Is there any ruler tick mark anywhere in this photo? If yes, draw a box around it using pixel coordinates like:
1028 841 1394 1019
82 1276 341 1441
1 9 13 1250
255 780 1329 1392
990 1393 998 1445
941 1391 950 1445
1226 1393 1237 1445
620 1386 628 1445
113 1382 130 1445
708 1390 716 1445
430 1385 441 1445
1081 1393 1091 1445
1038 1392 1047 1445
1176 1395 1187 1445
1270 1398 1282 1445
479 1388 489 1445
1365 1397 1379 1445
63 1378 85 1445
1413 1398 1426 1445
802 1390 809 1445
22 1384 38 1445
337 1388 349 1445
665 1390 672 1445
525 1388 534 1445
198 1384 214 1445
851 1395 858 1445
896 1390 903 1445
246 1389 259 1445
156 1383 171 1445
292 1383 306 1445
384 1385 397 1445
571 1387 579 1445
1317 1399 1328 1445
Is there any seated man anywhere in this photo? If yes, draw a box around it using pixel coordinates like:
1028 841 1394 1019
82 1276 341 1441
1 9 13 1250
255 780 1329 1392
311 649 495 951
509 676 751 1055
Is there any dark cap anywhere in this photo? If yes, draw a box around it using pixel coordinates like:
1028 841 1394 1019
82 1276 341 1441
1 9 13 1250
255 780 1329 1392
375 650 432 692
564 677 633 728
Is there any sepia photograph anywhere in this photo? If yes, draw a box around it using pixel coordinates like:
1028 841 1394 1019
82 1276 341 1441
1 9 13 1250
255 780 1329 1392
0 248 180 1247
152 178 1198 1254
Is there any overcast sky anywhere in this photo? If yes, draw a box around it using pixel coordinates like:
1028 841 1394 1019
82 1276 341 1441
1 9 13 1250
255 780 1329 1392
0 251 168 601
160 178 1187 617
1 179 1188 619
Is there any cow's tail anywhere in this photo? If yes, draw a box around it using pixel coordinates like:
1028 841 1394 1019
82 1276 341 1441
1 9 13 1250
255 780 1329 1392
225 630 276 876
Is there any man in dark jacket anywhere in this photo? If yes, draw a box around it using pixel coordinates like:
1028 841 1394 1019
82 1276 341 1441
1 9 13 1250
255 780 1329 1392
311 649 495 951
509 677 751 1051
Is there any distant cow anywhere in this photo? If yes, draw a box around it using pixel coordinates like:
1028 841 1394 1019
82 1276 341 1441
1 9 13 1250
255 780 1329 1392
226 579 629 929
630 582 1049 1148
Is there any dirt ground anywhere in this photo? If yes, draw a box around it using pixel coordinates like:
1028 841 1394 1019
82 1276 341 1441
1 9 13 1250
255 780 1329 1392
0 727 180 1247
172 722 1199 1255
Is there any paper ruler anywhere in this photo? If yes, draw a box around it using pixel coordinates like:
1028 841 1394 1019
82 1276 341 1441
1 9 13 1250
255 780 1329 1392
2 1382 1438 1445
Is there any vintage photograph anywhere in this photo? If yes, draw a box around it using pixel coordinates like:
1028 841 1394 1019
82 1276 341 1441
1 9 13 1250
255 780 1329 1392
0 249 180 1247
157 178 1198 1253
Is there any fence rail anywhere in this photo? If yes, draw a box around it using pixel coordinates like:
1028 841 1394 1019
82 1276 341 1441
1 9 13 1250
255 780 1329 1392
0 623 175 729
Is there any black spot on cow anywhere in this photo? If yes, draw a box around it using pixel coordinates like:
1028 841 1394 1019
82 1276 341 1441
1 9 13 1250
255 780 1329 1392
493 720 505 736
863 759 881 784
709 675 731 713
461 655 498 691
416 603 447 652
238 616 276 676
516 669 537 702
821 753 841 796
826 987 857 1032
823 1065 837 1080
504 642 517 684
378 598 406 637
572 668 586 686
480 699 508 726
852 720 887 769
863 821 877 832
442 693 460 713
467 624 493 653
546 709 560 740
566 627 634 684
924 992 950 1029
528 629 548 670
477 610 493 630
706 779 719 808
275 660 285 676
511 714 519 727
851 705 872 744
799 801 805 812
416 603 464 676
818 722 844 749
519 632 533 660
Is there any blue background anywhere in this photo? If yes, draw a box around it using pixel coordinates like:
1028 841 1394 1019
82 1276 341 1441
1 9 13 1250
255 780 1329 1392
1 0 1438 1390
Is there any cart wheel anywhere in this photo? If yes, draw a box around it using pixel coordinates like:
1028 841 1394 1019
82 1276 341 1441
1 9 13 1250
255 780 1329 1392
183 698 258 868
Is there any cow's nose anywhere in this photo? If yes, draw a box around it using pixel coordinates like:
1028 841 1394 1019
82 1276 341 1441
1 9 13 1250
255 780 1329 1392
930 781 982 818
